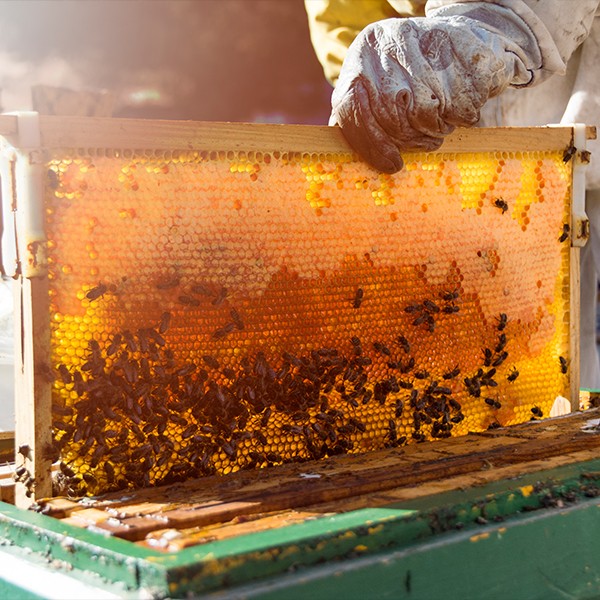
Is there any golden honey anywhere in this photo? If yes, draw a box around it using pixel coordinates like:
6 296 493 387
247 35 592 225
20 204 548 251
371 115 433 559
45 147 572 495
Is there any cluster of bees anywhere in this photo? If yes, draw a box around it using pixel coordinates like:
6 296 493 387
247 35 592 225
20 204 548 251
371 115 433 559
403 290 461 333
48 271 567 498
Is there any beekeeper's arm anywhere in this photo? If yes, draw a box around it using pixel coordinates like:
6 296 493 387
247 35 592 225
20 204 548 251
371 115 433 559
311 0 599 173
558 12 600 190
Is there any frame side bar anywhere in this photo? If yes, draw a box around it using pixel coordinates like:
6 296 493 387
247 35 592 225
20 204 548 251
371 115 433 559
3 113 53 506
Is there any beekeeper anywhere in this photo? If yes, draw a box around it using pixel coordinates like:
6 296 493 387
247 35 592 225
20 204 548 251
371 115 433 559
305 0 600 390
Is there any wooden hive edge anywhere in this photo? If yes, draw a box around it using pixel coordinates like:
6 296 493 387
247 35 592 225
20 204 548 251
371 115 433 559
33 409 600 542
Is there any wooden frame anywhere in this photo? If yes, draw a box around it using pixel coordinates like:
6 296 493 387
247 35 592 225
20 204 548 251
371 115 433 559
0 115 591 507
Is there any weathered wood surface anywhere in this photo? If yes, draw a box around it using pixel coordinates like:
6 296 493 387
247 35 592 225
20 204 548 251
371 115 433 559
36 409 600 545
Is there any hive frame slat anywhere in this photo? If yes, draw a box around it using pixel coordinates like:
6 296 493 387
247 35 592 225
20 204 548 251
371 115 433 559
570 247 581 410
0 114 593 153
14 277 53 504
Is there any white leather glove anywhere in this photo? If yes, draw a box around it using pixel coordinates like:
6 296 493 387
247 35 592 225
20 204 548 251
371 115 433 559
330 3 542 173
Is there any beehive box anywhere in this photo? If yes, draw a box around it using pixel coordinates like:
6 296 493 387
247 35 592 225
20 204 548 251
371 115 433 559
9 408 600 599
0 114 589 507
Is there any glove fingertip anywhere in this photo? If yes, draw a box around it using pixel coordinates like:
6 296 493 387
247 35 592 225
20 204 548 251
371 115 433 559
333 82 405 174
376 151 404 174
345 132 404 174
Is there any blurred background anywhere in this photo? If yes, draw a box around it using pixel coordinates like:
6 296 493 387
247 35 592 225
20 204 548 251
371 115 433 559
0 0 333 430
0 0 332 122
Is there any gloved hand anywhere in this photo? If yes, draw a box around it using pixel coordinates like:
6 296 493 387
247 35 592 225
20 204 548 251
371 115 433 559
330 4 542 173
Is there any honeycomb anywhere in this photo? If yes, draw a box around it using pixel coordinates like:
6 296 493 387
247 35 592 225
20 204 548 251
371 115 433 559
45 144 573 496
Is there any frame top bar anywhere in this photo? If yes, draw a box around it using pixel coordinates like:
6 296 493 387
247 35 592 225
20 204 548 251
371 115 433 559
0 114 593 154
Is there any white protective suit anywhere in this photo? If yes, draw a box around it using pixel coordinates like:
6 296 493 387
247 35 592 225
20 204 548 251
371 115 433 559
306 0 600 389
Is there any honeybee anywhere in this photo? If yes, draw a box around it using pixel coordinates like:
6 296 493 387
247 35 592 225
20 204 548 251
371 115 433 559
425 315 435 332
222 367 236 380
387 419 397 443
260 408 272 427
212 322 236 339
373 341 390 356
252 430 267 446
412 314 426 326
399 357 415 374
395 400 404 418
495 334 507 353
212 286 228 307
86 283 108 301
266 452 282 463
434 386 452 396
122 330 138 353
202 355 220 369
563 143 576 163
353 288 364 309
155 275 180 290
442 305 460 314
191 283 213 296
348 417 366 432
441 290 459 302
57 364 72 385
507 367 519 382
396 335 410 354
52 403 73 416
230 308 244 330
104 462 115 484
448 398 461 411
464 377 481 398
559 356 568 374
361 389 373 404
482 348 493 366
423 299 440 313
82 472 97 486
405 303 423 313
492 351 508 367
496 313 508 331
443 365 460 380
181 424 196 440
178 295 200 307
107 333 122 357
493 198 509 214
17 444 31 458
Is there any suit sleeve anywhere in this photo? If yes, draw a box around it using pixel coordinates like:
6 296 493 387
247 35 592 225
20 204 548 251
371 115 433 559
559 14 600 189
426 0 600 84
304 0 417 85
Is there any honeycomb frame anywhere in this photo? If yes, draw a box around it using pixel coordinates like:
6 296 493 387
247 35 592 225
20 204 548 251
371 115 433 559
0 115 587 506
